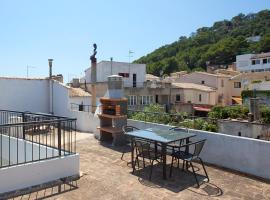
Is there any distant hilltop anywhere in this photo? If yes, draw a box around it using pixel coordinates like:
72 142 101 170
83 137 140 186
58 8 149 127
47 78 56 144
134 9 270 76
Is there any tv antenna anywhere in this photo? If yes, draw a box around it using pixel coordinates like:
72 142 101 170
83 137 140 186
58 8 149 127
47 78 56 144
26 65 36 78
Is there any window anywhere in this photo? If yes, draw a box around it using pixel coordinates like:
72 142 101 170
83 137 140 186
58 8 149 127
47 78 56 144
234 82 241 88
201 80 205 84
118 73 129 78
128 95 137 105
140 95 154 105
176 94 180 102
263 59 267 64
252 59 260 65
268 58 270 63
199 94 202 102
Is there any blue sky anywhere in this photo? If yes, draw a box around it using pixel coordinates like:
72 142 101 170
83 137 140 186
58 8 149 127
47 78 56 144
0 0 269 81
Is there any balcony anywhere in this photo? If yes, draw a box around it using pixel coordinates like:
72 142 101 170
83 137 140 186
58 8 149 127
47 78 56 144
0 110 79 195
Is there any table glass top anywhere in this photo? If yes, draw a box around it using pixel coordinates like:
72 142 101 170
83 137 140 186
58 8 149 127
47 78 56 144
126 127 196 144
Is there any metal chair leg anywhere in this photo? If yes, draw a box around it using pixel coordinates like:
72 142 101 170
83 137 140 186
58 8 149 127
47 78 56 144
136 157 140 169
190 162 200 188
149 160 154 180
182 160 185 171
121 152 125 160
199 158 209 182
169 156 174 177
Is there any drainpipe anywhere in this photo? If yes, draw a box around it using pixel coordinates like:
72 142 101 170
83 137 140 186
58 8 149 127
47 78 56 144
48 59 54 114
110 57 113 75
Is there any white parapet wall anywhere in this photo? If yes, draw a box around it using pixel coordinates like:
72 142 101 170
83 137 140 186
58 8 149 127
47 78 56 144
128 119 270 180
0 135 79 193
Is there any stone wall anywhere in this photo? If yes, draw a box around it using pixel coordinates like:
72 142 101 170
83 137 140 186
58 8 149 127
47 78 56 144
218 119 270 138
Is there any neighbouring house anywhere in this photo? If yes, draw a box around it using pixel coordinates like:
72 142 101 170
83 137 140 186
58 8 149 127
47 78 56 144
69 87 92 111
206 63 236 74
236 52 270 72
170 82 216 114
177 71 232 106
124 80 171 110
230 71 270 105
83 60 146 87
171 82 216 105
145 74 159 81
124 79 216 115
79 61 146 108
241 81 270 106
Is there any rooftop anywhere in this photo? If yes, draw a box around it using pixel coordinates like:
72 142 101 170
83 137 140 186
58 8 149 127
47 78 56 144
251 52 270 59
230 71 270 80
13 132 270 200
69 87 91 97
188 71 232 78
146 74 159 81
172 82 216 92
0 76 48 80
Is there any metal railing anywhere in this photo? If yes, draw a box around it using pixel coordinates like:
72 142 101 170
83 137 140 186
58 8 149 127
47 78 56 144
0 110 77 169
70 103 92 112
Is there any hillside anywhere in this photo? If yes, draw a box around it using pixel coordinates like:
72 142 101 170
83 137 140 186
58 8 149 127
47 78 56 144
134 10 270 76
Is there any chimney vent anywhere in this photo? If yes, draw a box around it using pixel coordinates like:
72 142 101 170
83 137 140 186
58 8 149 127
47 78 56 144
48 59 53 78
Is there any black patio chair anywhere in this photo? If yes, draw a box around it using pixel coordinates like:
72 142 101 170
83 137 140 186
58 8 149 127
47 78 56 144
134 139 162 180
169 139 209 188
167 127 190 167
121 125 140 161
168 127 189 150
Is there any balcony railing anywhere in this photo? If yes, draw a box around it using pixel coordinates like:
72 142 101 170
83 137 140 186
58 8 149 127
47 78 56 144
0 110 77 169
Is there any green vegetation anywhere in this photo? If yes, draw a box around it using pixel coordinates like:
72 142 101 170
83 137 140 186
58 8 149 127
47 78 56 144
251 80 262 84
208 105 249 119
259 105 270 124
134 10 270 76
128 104 218 132
242 90 270 98
208 105 270 124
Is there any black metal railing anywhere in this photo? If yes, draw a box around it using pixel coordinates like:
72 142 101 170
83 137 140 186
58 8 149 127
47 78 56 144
0 110 76 169
127 109 218 132
70 103 92 112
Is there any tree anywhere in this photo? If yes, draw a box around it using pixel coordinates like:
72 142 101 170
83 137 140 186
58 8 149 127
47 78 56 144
134 10 270 76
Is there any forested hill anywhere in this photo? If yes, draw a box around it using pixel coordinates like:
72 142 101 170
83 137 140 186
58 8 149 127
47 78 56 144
134 10 270 76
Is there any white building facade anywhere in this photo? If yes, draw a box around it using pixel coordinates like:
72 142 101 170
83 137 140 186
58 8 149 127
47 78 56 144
236 52 270 72
84 61 146 87
0 77 97 132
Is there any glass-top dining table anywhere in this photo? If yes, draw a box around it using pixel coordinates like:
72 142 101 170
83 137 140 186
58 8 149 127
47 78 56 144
126 127 196 179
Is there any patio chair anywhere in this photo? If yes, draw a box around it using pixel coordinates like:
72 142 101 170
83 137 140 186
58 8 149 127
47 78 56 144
169 139 209 188
167 127 189 167
121 125 140 160
134 139 162 180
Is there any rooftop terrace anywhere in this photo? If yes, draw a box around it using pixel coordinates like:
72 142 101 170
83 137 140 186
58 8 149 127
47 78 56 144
13 132 270 200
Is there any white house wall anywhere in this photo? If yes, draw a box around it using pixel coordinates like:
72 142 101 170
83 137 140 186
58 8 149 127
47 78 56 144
0 78 49 113
0 78 98 133
0 154 79 193
85 61 146 87
52 82 98 133
0 134 79 193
